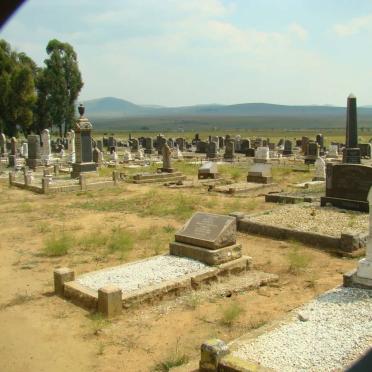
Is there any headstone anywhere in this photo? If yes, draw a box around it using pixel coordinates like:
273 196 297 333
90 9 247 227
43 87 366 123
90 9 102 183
156 135 167 155
176 138 186 151
0 133 7 156
96 139 103 152
241 139 251 154
207 141 218 159
305 142 319 164
71 104 97 178
131 138 139 152
92 147 103 164
247 162 272 184
8 137 17 167
169 212 241 265
327 145 339 158
358 143 372 159
138 148 144 160
144 137 155 154
316 133 324 149
198 161 219 179
224 140 235 160
320 163 372 211
301 136 309 154
283 140 293 155
313 157 326 181
67 130 76 163
255 147 270 162
175 145 183 160
123 150 132 162
160 143 173 172
343 94 361 164
26 135 41 169
218 137 225 149
21 142 28 158
41 129 52 164
110 150 118 162
196 141 208 154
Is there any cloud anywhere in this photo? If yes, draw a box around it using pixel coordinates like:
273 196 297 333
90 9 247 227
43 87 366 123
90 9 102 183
333 14 372 36
288 23 308 41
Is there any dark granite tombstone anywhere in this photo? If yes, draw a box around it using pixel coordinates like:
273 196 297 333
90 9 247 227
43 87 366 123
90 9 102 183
246 148 255 157
176 138 185 151
224 140 235 160
207 141 218 159
174 212 236 249
320 163 372 212
343 94 361 164
144 137 155 154
131 138 139 152
358 143 372 159
108 136 116 150
301 136 309 154
103 137 108 147
71 104 97 178
316 133 324 149
218 137 225 149
196 141 208 153
241 139 251 154
26 135 41 169
305 142 319 164
283 140 293 155
8 137 17 167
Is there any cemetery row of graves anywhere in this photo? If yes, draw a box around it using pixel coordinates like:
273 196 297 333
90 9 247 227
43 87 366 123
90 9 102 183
1 95 372 371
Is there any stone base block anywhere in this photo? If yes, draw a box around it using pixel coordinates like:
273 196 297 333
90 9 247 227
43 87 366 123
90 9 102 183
343 269 372 289
200 339 229 372
98 285 122 318
357 258 372 279
170 241 242 266
54 267 75 296
246 175 273 184
71 162 97 178
320 196 368 212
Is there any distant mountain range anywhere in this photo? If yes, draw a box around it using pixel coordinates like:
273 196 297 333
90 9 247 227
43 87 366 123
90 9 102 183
84 96 372 118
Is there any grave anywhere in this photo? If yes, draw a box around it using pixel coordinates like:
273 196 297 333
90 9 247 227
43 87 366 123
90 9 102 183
198 161 219 179
207 141 218 159
67 130 76 163
282 140 293 155
304 142 319 164
169 212 243 265
71 104 97 178
344 187 372 288
8 137 17 167
144 137 155 155
0 133 7 157
313 157 326 181
26 135 42 169
223 140 235 161
41 129 52 164
358 143 372 159
159 143 174 173
321 163 372 212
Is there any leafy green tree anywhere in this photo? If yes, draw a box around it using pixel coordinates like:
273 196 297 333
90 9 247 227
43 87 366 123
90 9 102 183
44 39 83 136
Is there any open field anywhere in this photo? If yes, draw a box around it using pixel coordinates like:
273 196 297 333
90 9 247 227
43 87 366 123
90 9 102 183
0 162 360 372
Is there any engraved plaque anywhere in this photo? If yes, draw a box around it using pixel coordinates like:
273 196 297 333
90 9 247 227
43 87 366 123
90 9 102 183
175 212 236 250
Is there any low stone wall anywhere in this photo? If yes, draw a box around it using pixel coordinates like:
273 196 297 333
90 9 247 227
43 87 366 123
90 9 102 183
265 193 317 204
237 216 367 256
60 256 253 312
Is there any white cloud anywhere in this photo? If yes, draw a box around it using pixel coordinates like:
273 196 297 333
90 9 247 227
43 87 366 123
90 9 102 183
288 23 308 41
333 14 372 36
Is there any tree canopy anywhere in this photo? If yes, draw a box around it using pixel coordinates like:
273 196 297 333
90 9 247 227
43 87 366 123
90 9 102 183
0 38 83 137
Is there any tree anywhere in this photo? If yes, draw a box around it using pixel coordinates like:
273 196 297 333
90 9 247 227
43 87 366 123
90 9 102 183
44 39 83 137
0 39 36 137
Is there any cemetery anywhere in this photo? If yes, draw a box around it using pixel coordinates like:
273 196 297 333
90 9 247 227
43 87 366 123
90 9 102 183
2 3 372 370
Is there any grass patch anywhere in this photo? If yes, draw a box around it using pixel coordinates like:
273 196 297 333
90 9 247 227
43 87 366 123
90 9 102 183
42 233 74 257
287 246 312 274
88 312 111 335
219 301 244 327
154 341 189 372
107 227 134 257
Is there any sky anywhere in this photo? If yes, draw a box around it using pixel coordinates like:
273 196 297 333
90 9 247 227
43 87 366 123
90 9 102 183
2 0 372 107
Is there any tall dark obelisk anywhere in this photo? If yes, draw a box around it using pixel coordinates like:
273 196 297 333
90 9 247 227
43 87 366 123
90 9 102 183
343 93 361 164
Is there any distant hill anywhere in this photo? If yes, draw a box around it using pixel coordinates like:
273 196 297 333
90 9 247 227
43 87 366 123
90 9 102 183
83 97 372 131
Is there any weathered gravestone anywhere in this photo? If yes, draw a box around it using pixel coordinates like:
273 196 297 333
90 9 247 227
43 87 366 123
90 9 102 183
241 139 251 154
169 212 241 265
92 147 103 164
156 135 167 155
144 137 155 154
313 157 326 181
196 141 208 154
198 161 219 179
207 141 218 159
0 133 7 157
305 142 319 164
67 130 76 163
26 135 41 169
160 143 173 173
301 136 309 154
358 143 372 159
176 138 186 151
223 140 235 160
131 138 139 152
8 137 17 167
71 104 97 178
41 129 52 164
283 140 293 155
247 162 273 184
320 163 372 212
96 139 103 152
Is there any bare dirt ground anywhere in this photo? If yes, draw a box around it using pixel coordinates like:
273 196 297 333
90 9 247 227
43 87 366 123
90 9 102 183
0 174 358 372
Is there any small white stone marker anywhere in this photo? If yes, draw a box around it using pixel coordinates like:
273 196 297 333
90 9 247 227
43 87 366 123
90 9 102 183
356 187 372 280
98 285 122 318
54 267 75 296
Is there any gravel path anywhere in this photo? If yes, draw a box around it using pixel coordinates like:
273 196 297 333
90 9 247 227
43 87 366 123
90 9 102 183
77 255 212 293
251 205 368 237
233 287 372 371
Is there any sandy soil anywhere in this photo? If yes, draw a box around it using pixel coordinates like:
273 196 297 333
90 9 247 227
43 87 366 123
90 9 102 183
0 178 358 372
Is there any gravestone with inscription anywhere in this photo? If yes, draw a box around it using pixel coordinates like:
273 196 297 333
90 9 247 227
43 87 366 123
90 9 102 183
320 163 372 212
223 140 235 160
207 141 218 159
305 142 320 164
0 133 7 157
71 104 97 178
169 212 241 265
26 135 41 169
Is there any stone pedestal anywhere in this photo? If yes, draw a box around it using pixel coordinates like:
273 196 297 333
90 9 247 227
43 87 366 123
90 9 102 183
54 268 75 296
98 285 122 318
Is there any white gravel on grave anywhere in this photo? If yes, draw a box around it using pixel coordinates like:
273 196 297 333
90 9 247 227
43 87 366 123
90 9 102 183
251 204 368 237
76 255 212 293
233 287 372 372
